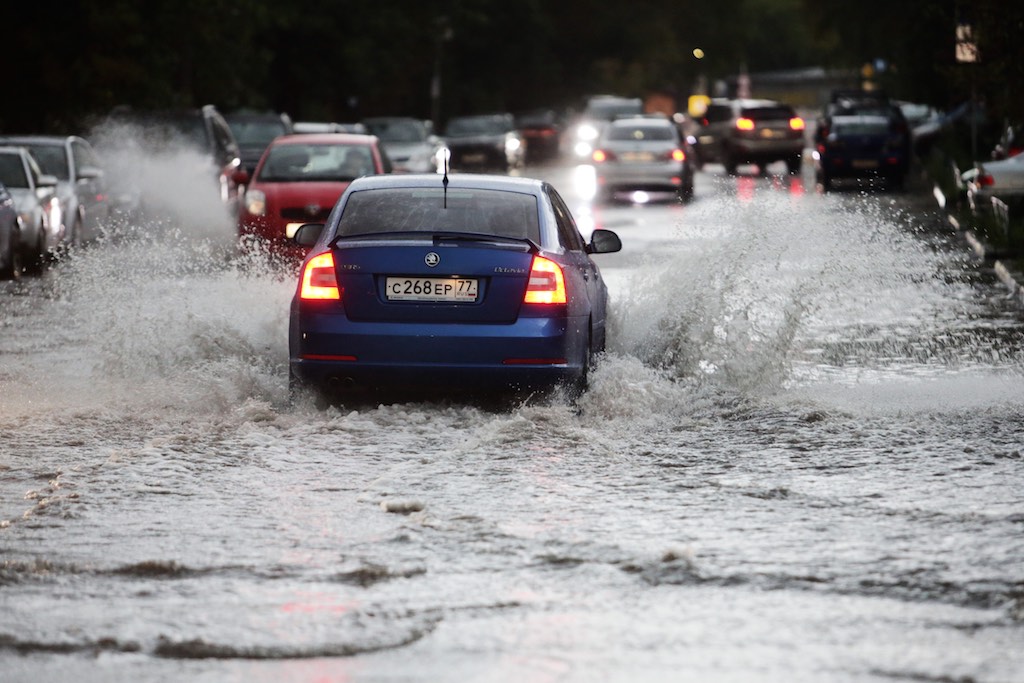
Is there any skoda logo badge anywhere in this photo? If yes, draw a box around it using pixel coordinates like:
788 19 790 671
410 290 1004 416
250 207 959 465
425 252 440 267
304 203 320 216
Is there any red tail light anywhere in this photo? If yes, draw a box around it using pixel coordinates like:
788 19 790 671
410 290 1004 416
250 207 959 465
736 117 755 131
670 148 686 162
524 256 566 304
592 149 612 163
976 173 995 187
789 117 806 131
300 252 341 300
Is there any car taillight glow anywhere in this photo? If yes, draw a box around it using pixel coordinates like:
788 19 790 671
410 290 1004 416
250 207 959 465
789 117 806 131
977 173 995 187
671 148 686 162
592 149 610 163
300 252 341 300
524 255 566 304
736 117 755 131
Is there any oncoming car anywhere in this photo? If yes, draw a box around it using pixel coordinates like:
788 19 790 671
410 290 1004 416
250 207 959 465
288 173 622 405
237 133 390 259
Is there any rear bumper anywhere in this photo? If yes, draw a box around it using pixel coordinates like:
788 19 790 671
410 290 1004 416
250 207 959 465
289 309 589 393
596 162 688 190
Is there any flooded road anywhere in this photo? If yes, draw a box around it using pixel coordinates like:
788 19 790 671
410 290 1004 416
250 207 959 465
2 162 1023 682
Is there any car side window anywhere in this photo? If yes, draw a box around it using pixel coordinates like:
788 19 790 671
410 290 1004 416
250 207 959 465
74 141 98 169
548 189 586 253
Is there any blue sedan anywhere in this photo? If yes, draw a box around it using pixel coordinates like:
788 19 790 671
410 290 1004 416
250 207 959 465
288 173 622 405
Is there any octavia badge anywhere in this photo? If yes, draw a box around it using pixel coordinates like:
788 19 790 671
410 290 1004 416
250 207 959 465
425 252 440 267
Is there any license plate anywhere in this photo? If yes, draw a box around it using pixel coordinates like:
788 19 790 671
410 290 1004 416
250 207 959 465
385 277 478 302
462 153 486 163
852 159 879 169
621 151 655 162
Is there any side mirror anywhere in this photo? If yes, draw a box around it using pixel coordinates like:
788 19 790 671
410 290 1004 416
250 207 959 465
293 223 325 246
37 174 58 188
588 228 621 254
78 165 104 181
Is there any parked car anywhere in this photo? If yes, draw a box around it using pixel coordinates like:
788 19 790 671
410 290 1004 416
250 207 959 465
590 115 695 202
515 109 563 162
237 133 391 260
0 146 59 273
569 95 644 158
225 110 294 175
0 135 109 247
443 113 524 172
361 117 446 174
287 173 622 405
101 104 243 218
692 98 805 174
0 181 23 279
966 152 1024 211
812 114 910 191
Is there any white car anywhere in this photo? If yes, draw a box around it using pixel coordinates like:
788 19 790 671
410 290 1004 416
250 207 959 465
967 152 1024 211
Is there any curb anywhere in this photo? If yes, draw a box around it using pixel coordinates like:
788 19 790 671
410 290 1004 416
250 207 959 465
936 186 1024 308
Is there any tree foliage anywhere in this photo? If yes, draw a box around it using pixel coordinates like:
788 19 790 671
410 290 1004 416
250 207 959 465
2 0 1020 134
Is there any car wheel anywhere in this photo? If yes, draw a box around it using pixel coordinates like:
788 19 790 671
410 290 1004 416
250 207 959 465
23 226 45 276
723 150 739 175
0 228 22 280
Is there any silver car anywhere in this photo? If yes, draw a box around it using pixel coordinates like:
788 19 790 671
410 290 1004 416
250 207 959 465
0 146 59 273
0 135 110 247
362 117 446 174
0 181 22 279
591 116 695 202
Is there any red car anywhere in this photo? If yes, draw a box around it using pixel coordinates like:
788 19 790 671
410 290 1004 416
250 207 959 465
237 133 391 259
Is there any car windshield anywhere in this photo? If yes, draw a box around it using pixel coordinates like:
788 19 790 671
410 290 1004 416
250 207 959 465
336 187 540 242
365 120 427 143
0 153 28 188
445 117 510 137
23 145 68 180
606 125 675 142
258 144 374 182
228 120 288 146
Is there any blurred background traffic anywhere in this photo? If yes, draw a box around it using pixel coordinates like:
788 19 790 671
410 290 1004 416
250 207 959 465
1 0 1021 277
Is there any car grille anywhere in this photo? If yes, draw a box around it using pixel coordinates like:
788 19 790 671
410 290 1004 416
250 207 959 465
281 207 333 222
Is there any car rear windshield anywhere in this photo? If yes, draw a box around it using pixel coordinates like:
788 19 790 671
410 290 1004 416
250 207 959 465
833 120 891 135
606 125 676 141
742 106 796 121
337 187 540 243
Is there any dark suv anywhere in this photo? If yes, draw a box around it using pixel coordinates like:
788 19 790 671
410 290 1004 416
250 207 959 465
693 98 806 174
98 104 243 218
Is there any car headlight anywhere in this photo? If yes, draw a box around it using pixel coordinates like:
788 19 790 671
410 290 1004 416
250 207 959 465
577 124 599 142
245 189 266 216
505 137 522 153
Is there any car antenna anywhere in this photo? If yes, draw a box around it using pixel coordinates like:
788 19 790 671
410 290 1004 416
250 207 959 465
442 151 449 208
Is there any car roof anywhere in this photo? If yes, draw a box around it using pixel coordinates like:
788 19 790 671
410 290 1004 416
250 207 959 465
0 135 78 145
609 116 672 126
831 114 891 124
271 133 379 146
346 172 545 195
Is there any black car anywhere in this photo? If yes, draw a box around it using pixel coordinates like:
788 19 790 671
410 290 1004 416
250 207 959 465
443 113 524 173
813 114 910 191
97 104 243 219
225 110 294 175
515 109 563 162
